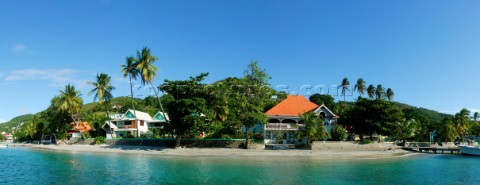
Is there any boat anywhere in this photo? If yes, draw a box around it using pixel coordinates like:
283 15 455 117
0 145 7 148
459 145 480 155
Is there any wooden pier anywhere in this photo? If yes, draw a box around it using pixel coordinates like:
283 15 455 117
403 147 460 154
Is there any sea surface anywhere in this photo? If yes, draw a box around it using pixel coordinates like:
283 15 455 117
0 148 479 185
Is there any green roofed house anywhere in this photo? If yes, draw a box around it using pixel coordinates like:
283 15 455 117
102 109 169 138
149 112 169 129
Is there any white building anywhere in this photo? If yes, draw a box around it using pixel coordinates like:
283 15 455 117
263 95 338 145
103 109 168 138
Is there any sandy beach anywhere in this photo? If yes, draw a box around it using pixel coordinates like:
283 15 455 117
17 144 418 159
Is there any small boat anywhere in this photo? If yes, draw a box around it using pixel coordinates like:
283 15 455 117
459 145 480 155
0 145 7 148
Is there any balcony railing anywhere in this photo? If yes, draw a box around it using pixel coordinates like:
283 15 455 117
265 123 302 131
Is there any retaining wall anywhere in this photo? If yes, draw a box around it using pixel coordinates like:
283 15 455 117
70 138 264 149
311 141 401 151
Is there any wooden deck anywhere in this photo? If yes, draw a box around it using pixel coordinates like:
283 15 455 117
403 147 460 154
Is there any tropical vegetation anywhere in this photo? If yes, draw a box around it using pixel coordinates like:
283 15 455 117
1 47 478 148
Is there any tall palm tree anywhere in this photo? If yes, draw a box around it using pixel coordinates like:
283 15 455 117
386 88 394 101
367 85 375 100
58 84 84 138
338 78 350 102
88 73 115 138
121 56 140 136
375 84 385 100
354 78 366 97
135 47 168 123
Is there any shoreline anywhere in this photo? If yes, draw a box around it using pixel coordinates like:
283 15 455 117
14 144 421 160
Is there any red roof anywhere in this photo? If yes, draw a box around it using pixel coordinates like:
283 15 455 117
70 122 92 132
265 95 318 116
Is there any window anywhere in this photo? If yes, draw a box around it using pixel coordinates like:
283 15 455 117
140 121 144 126
288 131 295 139
266 132 271 139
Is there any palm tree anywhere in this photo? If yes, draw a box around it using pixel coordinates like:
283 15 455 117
121 56 140 136
367 85 375 100
135 47 168 123
393 119 417 146
438 118 456 142
88 73 115 138
296 112 330 144
375 84 385 100
386 88 394 101
58 84 84 139
354 78 366 97
454 108 471 143
338 78 350 102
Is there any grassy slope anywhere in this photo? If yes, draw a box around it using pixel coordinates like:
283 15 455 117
0 114 34 133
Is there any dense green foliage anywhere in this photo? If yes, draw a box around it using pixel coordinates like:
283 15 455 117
343 98 404 139
331 125 348 141
159 73 226 147
296 112 330 143
309 94 336 110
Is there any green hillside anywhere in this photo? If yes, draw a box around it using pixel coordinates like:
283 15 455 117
394 101 452 126
0 114 34 133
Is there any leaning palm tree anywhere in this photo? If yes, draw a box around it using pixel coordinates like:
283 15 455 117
135 47 168 122
58 84 84 139
386 88 394 101
354 78 366 97
121 56 140 136
367 84 375 100
296 112 330 144
375 84 385 100
338 78 350 102
88 73 115 138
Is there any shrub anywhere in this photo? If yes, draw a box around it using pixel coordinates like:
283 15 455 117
94 136 105 145
82 132 92 139
331 125 348 141
359 139 372 145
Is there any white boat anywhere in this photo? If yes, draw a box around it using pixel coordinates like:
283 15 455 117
459 145 480 155
0 145 7 148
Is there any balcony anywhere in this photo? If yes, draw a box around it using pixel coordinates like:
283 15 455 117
265 123 301 131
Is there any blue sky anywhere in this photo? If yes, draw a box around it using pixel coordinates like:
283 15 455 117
1 0 480 122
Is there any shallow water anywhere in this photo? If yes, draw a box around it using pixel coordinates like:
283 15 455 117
0 148 478 184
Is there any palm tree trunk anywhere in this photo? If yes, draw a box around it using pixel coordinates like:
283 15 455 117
149 81 169 124
129 76 139 137
103 103 114 139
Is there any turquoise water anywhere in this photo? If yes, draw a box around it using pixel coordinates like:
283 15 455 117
0 148 479 184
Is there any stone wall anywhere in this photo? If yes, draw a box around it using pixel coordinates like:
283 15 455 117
408 142 457 148
70 138 264 149
311 141 401 151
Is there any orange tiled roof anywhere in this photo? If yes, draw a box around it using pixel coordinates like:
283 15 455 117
70 122 92 132
265 95 318 116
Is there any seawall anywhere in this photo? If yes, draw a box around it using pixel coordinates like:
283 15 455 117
311 141 401 151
